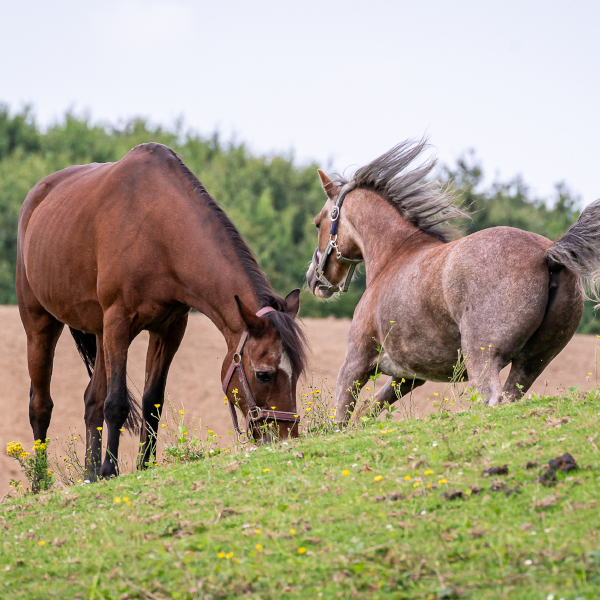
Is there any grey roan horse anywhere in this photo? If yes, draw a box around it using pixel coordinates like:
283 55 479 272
306 139 600 422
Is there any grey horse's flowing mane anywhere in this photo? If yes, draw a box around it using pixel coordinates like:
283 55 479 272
336 138 467 242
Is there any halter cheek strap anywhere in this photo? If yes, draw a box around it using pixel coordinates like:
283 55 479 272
312 184 364 294
222 306 300 443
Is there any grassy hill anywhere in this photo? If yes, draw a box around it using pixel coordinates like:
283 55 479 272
2 390 600 599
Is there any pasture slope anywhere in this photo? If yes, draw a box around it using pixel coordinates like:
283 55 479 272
2 390 600 599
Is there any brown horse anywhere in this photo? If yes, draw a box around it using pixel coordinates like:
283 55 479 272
306 139 600 422
17 143 307 479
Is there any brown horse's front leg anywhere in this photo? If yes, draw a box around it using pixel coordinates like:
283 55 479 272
138 314 188 470
100 310 134 478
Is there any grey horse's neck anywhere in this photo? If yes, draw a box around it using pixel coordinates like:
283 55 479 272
345 189 443 285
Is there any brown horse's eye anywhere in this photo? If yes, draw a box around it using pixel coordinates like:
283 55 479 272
256 371 272 382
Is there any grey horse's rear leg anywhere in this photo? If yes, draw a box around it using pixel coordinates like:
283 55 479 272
504 270 583 400
353 376 425 420
461 344 505 406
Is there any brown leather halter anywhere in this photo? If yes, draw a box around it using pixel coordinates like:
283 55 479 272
222 306 301 443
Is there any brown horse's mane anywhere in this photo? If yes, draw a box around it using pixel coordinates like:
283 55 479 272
335 137 467 243
151 144 308 376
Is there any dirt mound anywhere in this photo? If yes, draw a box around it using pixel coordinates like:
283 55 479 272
1 306 597 492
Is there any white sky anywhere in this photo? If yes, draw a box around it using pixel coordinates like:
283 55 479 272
1 0 599 204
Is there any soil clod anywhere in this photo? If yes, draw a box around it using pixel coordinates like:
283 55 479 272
482 465 508 477
548 452 578 472
441 487 464 500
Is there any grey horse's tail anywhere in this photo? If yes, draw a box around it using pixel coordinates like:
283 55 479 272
547 198 600 302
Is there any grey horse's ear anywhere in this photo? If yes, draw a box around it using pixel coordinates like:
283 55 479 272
318 169 337 199
284 288 301 317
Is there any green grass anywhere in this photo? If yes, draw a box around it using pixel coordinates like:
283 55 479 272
2 390 600 599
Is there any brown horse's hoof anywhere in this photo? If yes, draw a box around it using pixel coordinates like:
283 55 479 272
100 460 118 479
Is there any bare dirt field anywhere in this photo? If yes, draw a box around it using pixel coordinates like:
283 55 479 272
1 305 598 493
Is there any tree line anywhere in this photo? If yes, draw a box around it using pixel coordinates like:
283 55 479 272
0 105 597 332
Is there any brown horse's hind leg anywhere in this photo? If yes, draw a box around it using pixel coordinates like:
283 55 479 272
84 337 107 480
100 309 136 478
23 310 64 442
138 313 188 469
503 271 583 400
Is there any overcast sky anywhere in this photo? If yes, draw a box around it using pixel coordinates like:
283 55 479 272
1 0 599 205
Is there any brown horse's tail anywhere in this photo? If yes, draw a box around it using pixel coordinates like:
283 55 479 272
547 198 600 303
69 327 141 433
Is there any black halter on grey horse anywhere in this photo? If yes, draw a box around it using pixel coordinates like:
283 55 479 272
306 137 600 421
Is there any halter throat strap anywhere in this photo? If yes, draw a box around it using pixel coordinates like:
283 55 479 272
222 306 300 443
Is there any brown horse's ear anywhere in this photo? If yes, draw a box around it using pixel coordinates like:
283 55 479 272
284 288 301 317
235 296 266 336
318 169 337 199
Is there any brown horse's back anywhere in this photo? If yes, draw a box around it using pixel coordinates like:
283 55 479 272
18 144 200 332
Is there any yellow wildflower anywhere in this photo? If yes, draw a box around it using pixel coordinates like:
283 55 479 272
114 497 121 503
438 479 448 484
225 552 233 559
38 541 45 546
342 470 350 476
263 468 270 473
255 544 262 551
413 482 420 488
374 475 383 482
289 528 296 534
217 552 225 559
404 475 411 481
297 547 307 554
424 469 433 475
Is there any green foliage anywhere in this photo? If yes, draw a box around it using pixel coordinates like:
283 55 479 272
0 105 597 329
2 390 600 598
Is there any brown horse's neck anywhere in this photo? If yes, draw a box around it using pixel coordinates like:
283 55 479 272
345 190 442 285
171 202 270 350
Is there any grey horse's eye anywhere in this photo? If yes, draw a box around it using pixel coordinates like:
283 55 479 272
256 371 272 382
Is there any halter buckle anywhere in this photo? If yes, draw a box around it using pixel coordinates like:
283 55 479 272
247 406 262 421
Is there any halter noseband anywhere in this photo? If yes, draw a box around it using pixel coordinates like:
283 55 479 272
222 306 300 443
312 184 364 294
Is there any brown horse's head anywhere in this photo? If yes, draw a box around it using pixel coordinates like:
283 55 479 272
306 170 363 298
230 289 306 443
